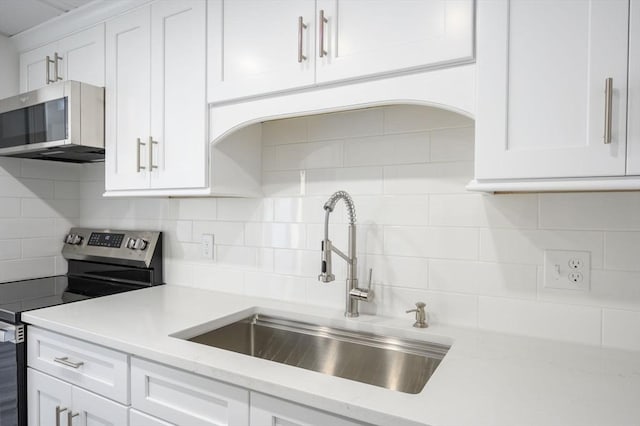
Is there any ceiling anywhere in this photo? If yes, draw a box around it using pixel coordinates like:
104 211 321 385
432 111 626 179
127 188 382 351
0 0 94 37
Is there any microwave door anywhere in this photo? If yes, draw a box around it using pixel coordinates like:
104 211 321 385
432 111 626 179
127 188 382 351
0 108 29 149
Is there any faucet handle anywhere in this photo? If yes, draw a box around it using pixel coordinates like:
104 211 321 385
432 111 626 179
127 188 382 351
406 301 428 328
349 268 374 302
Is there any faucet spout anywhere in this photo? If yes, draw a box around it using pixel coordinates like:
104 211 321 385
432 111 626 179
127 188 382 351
318 190 373 317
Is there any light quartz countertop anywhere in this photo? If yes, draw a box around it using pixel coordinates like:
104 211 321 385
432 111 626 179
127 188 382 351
22 285 640 426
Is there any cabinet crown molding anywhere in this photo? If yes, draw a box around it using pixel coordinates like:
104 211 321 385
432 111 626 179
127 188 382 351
11 0 151 52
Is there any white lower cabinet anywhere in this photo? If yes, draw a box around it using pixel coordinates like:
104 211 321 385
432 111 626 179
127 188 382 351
28 369 128 426
131 357 249 426
130 409 175 426
250 393 364 426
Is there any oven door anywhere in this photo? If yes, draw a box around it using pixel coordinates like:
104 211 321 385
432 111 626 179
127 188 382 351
0 321 24 426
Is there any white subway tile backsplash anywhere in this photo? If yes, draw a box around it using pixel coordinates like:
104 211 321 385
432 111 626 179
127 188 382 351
0 198 20 217
276 140 344 170
217 198 273 222
262 170 304 197
192 221 245 246
430 194 538 228
0 240 21 260
478 297 602 346
602 309 640 351
21 238 62 258
540 192 640 230
383 105 473 134
429 127 475 162
0 219 56 239
244 271 307 302
0 157 21 177
37 105 640 347
54 181 81 200
169 198 217 220
383 162 473 195
384 226 478 259
22 198 80 219
479 229 604 267
21 159 82 181
364 254 428 289
429 260 537 298
262 116 307 146
1 257 56 282
307 108 384 141
355 195 429 226
245 223 306 249
343 132 430 167
307 166 384 196
604 232 640 271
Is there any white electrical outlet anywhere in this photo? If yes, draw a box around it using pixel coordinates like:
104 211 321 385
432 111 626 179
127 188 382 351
543 250 590 291
202 234 214 259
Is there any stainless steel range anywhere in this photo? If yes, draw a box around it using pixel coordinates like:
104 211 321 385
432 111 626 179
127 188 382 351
0 228 163 426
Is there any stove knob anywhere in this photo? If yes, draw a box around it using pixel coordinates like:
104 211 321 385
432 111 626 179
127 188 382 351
126 238 148 251
64 234 83 245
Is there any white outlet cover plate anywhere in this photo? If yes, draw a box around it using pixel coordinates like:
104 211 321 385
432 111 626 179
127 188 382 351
543 249 590 291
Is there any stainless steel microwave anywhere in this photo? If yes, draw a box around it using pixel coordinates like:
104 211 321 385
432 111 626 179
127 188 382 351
0 80 104 163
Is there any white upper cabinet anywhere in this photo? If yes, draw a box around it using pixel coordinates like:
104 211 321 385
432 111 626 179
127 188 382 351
208 0 316 101
315 0 474 84
208 0 474 103
475 0 629 181
105 1 207 192
20 24 104 92
627 0 640 174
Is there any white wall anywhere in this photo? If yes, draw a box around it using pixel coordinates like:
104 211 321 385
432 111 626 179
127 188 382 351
77 105 640 352
0 34 19 98
0 158 81 282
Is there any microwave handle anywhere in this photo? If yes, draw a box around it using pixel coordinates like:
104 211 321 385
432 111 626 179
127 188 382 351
0 322 23 344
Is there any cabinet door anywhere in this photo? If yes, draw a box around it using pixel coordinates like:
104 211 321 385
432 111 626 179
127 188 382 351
315 0 474 83
71 386 129 426
105 6 151 191
57 25 105 87
19 43 55 92
149 0 207 189
207 0 316 102
28 369 72 426
628 0 640 173
475 0 629 180
250 393 364 426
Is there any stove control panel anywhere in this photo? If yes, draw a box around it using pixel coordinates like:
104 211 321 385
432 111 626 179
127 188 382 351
62 228 162 268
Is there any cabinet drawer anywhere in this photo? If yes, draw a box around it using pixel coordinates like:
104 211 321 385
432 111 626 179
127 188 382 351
250 393 365 426
27 327 129 404
130 409 175 426
131 357 249 426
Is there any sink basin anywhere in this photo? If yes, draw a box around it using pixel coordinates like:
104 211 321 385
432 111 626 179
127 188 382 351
183 313 449 394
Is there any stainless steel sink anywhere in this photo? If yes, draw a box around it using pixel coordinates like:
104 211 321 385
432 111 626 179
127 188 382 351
185 314 449 394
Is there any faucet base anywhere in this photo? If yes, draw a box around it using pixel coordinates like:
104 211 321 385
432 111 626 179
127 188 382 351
345 312 359 318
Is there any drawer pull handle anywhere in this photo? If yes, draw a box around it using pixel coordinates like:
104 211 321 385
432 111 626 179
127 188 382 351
68 411 79 425
54 356 84 369
319 9 328 58
55 406 67 426
604 77 613 144
298 16 307 63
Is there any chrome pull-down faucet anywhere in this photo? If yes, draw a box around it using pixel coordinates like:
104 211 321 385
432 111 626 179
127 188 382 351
318 190 373 317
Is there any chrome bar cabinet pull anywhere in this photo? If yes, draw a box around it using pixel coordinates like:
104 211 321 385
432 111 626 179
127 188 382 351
298 16 307 63
54 52 63 81
68 411 79 425
46 56 55 84
136 138 146 172
149 136 158 170
54 356 84 369
604 77 613 144
319 10 328 58
55 406 67 426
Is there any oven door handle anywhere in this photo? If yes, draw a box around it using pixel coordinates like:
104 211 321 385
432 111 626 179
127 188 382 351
0 321 22 344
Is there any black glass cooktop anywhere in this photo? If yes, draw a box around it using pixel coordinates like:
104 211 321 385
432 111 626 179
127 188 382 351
0 275 144 324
